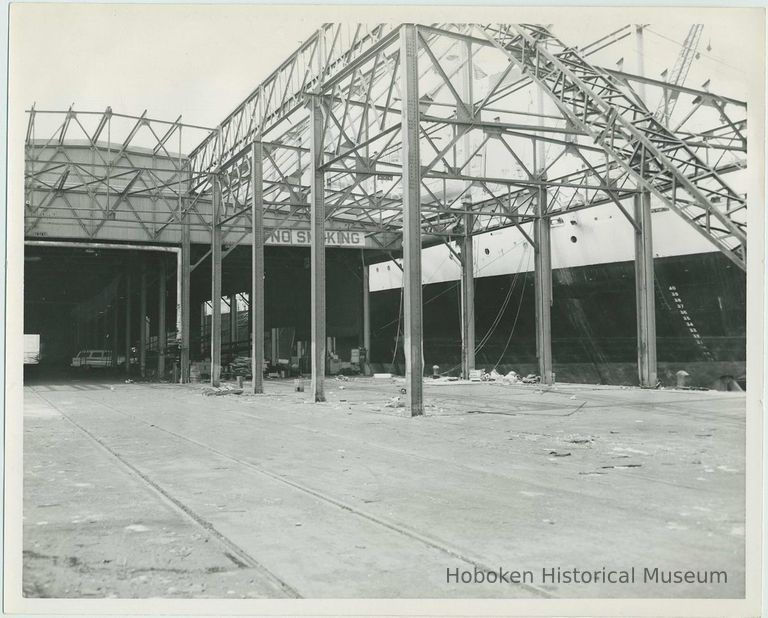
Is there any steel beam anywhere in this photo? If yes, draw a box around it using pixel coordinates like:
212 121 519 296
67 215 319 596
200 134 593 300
210 176 223 387
634 191 658 387
309 95 326 402
158 258 167 378
534 188 554 385
251 141 265 394
400 24 424 416
460 214 475 380
180 215 191 383
139 263 147 378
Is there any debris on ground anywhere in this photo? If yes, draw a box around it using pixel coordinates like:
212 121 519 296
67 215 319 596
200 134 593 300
385 396 404 408
201 386 243 397
548 450 572 457
502 371 520 384
124 379 134 384
521 374 540 384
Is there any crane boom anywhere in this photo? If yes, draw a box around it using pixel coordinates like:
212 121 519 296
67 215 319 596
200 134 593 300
655 25 704 124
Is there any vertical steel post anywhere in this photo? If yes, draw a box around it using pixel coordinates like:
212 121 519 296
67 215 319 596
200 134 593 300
200 302 207 355
228 294 238 360
533 83 554 386
459 37 476 381
309 94 326 402
139 263 147 378
362 254 371 372
201 302 207 354
400 24 424 416
180 214 191 383
251 141 265 394
158 258 167 378
125 270 131 376
634 191 657 387
210 176 222 387
271 328 279 365
112 288 119 367
534 188 554 385
461 213 476 380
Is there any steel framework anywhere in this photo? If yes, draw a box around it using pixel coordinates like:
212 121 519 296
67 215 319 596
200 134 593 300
24 23 748 416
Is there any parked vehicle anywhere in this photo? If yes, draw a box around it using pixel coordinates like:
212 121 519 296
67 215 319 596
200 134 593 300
70 349 125 369
24 334 41 365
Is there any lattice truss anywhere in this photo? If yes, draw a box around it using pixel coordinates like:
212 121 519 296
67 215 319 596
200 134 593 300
25 23 748 268
25 109 212 242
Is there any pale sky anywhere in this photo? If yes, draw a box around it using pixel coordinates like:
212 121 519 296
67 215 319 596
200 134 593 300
11 5 318 126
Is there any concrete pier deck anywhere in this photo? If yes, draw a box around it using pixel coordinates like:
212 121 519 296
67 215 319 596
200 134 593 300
22 377 745 599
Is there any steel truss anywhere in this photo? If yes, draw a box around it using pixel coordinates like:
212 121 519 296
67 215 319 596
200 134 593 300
26 24 747 263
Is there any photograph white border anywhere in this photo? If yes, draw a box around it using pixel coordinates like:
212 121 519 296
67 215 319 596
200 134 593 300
3 4 765 616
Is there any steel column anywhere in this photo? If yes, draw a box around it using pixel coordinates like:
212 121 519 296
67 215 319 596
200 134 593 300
180 216 191 383
362 256 371 374
228 294 238 359
251 141 265 394
459 38 476 381
139 263 147 378
210 176 222 387
460 214 475 380
400 24 424 416
111 289 119 368
158 258 167 378
533 85 554 386
634 191 658 387
125 270 131 376
534 188 554 385
309 95 326 402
